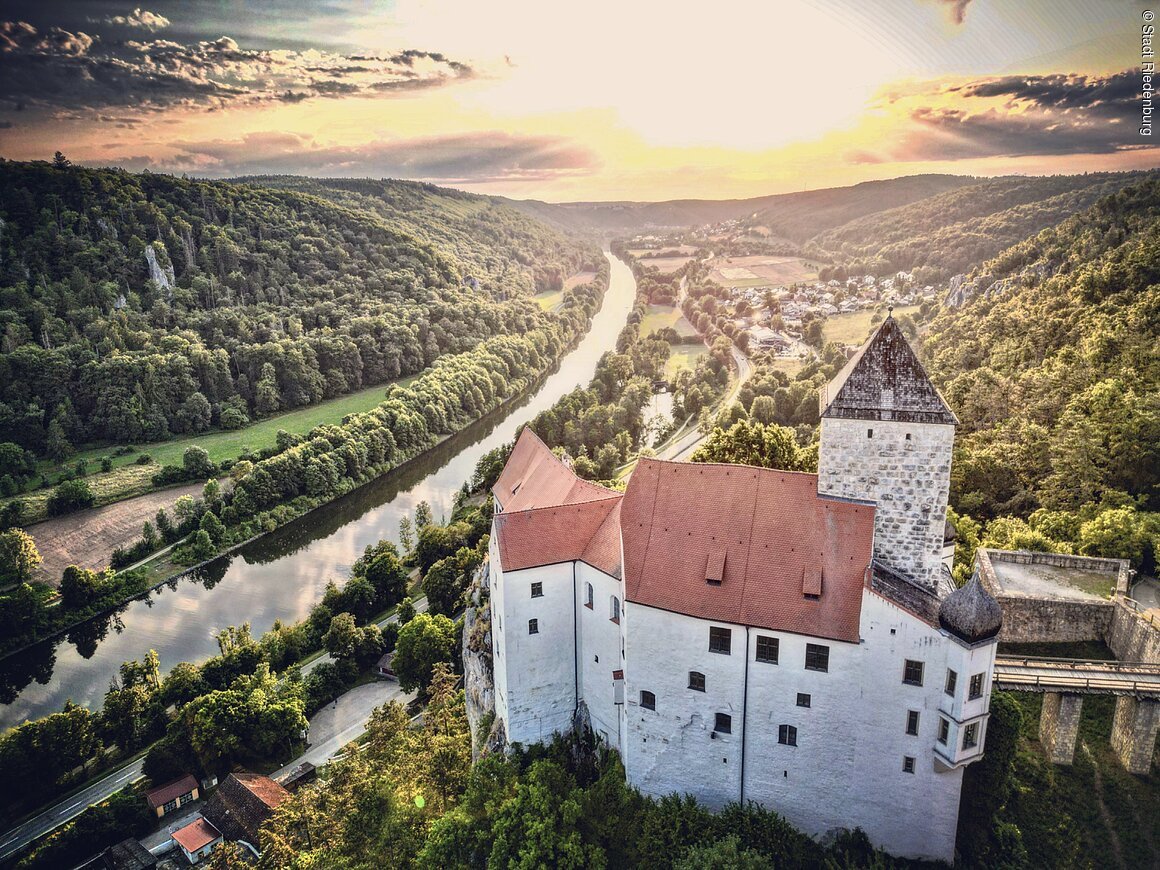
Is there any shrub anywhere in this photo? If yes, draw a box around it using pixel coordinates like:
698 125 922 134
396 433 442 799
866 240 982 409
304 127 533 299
46 479 95 516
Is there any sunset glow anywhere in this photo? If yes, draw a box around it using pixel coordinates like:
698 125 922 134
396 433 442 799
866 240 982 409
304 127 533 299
1 0 1156 199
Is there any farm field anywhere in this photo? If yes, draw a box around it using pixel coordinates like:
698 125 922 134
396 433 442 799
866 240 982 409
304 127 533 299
664 344 708 379
709 255 820 287
641 304 699 338
28 482 209 584
822 304 920 346
564 270 597 290
533 288 566 310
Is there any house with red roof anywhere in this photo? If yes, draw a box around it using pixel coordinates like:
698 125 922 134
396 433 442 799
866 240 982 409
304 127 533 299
483 315 1001 863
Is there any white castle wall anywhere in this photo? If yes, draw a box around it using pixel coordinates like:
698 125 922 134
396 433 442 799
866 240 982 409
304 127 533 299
818 417 954 590
621 592 996 864
575 561 626 750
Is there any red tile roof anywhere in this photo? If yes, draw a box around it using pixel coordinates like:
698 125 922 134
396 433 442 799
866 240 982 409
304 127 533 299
494 496 623 577
621 459 875 643
172 817 221 853
493 428 617 513
492 428 624 576
145 774 198 809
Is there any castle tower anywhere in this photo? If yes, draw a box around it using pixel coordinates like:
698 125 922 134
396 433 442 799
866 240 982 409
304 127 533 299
817 313 957 590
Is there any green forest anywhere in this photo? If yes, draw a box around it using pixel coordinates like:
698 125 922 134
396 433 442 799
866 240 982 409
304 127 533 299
0 160 595 461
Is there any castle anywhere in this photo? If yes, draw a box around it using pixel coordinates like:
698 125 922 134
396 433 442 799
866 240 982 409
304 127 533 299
483 316 1002 863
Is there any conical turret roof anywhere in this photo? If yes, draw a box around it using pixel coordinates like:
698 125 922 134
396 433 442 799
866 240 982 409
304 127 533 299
819 314 957 425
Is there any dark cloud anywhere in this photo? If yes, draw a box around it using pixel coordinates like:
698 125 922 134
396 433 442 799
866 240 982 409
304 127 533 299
158 131 598 184
0 19 474 116
850 68 1155 164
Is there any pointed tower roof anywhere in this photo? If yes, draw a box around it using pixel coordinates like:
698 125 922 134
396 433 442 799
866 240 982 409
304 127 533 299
819 313 957 425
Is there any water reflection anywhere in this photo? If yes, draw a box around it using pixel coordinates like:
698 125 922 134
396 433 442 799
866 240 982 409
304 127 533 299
0 253 636 729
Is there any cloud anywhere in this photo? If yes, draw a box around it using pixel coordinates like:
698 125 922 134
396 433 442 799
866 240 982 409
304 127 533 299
0 20 474 116
106 8 170 31
159 130 599 184
930 0 972 25
850 68 1154 164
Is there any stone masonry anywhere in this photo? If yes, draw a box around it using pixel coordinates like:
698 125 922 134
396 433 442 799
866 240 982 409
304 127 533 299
1039 692 1084 765
1111 696 1160 774
819 416 954 590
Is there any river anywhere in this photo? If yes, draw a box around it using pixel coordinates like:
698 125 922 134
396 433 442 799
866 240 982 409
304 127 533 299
0 251 636 730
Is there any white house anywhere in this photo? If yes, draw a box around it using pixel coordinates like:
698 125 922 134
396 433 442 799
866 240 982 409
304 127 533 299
483 314 1002 863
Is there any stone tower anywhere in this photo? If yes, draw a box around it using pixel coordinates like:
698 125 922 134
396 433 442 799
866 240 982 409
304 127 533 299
817 314 957 590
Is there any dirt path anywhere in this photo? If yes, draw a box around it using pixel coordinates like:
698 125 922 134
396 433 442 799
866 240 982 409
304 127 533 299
28 483 209 584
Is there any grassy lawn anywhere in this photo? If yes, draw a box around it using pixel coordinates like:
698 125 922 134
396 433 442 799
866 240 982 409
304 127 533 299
3 376 419 523
821 304 920 347
533 288 566 311
664 345 707 379
641 304 698 338
768 356 806 377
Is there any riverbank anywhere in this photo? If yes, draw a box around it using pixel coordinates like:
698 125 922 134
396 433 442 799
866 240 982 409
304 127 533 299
0 286 604 667
0 252 635 729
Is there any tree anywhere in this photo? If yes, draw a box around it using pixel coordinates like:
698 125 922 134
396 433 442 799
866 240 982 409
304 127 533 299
47 479 95 516
391 612 457 693
322 612 360 661
199 511 225 545
190 529 216 562
415 500 434 529
398 516 415 555
0 529 41 585
691 420 815 472
60 565 109 609
182 445 214 479
396 596 416 625
255 362 281 416
353 540 408 605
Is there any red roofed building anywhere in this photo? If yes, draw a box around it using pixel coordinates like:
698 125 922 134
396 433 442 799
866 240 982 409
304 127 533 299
484 317 1000 864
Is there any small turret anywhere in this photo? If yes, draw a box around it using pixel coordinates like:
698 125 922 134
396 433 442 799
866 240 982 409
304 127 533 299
938 573 1002 644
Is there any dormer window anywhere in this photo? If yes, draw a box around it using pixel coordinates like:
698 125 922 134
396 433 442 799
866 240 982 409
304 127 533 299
706 549 726 586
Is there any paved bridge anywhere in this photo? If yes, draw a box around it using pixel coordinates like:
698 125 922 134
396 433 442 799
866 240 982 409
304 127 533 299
993 656 1160 696
992 656 1160 774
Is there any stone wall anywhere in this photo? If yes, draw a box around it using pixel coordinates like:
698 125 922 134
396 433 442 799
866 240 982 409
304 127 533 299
1107 598 1160 663
819 417 954 592
976 549 1115 644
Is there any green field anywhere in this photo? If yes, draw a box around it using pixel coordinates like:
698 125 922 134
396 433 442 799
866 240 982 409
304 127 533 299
642 304 699 338
664 345 707 379
533 288 566 311
821 304 920 347
3 377 420 523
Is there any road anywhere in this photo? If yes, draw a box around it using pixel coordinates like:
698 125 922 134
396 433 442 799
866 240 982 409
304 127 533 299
656 345 753 462
0 757 145 862
272 680 416 778
0 593 430 863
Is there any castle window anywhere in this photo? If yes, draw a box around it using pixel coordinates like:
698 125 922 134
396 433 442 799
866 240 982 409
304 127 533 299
688 671 706 692
640 690 656 711
945 669 958 697
755 635 779 664
905 433 912 441
530 582 543 598
709 626 732 655
902 756 916 774
804 643 829 672
715 713 732 734
903 659 924 686
906 710 920 736
796 693 811 708
938 718 950 745
585 583 593 609
610 596 621 624
867 428 873 438
969 673 985 700
528 619 539 635
963 722 979 750
778 724 797 746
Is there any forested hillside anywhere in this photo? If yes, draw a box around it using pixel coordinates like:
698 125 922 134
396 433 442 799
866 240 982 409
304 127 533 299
239 176 586 295
809 172 1149 281
922 177 1160 564
0 161 594 458
505 174 971 234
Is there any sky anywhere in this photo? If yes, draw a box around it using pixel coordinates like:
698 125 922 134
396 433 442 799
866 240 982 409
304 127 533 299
1 0 1157 201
